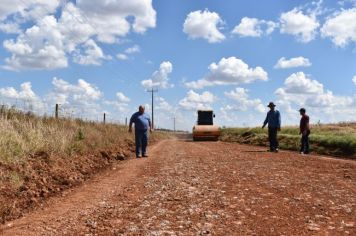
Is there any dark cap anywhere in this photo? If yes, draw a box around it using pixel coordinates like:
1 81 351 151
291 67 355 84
267 102 276 107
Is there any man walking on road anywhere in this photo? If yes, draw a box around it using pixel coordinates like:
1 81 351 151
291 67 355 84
299 108 310 155
129 105 152 158
262 102 281 152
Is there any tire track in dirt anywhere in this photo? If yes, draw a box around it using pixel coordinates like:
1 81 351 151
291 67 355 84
1 139 355 235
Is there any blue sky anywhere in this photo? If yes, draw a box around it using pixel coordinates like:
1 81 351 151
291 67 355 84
0 0 355 130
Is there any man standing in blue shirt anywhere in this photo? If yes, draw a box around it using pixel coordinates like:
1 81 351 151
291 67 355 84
262 102 281 152
129 105 152 158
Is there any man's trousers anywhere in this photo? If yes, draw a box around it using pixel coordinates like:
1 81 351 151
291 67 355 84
268 127 279 151
135 129 148 156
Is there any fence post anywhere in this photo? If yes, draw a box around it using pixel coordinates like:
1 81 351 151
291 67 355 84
103 113 106 124
125 117 127 126
55 104 59 119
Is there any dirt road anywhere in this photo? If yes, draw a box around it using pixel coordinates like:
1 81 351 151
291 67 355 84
1 139 355 235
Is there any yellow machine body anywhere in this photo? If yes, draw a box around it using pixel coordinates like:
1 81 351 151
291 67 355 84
192 125 220 141
192 110 220 141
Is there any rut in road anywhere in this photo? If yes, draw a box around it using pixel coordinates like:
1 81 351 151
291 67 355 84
1 139 355 235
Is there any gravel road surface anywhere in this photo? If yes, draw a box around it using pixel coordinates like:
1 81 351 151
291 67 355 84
1 139 355 235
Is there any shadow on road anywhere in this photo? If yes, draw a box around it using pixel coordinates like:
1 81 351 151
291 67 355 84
241 150 268 153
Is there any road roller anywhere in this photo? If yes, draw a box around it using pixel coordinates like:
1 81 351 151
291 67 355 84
192 110 220 141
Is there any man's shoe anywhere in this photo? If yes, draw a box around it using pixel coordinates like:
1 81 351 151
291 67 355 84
274 148 279 153
142 154 149 158
136 155 141 158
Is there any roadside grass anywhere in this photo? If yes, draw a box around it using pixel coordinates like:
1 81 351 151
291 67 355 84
0 107 169 164
0 107 172 223
220 123 356 158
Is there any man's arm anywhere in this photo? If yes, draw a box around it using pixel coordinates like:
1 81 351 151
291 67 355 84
148 116 152 132
262 113 268 128
277 111 281 131
303 116 310 135
299 119 302 135
128 114 134 132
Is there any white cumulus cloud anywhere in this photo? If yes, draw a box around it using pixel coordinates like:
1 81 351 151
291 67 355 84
44 77 104 119
275 72 355 123
179 90 216 110
185 57 268 89
0 82 45 112
1 1 156 70
232 17 278 37
276 72 323 94
48 77 102 105
183 9 225 43
0 0 59 21
116 45 141 61
0 82 38 101
224 88 266 113
0 77 135 121
0 22 21 34
73 39 111 66
305 90 353 108
156 97 174 112
116 54 128 60
125 45 140 54
76 0 156 42
141 61 173 89
321 8 356 47
280 8 320 43
116 92 130 103
274 57 312 69
104 92 131 112
3 15 68 71
353 76 356 85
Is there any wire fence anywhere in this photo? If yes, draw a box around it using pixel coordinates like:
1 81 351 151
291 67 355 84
0 96 186 130
0 96 127 126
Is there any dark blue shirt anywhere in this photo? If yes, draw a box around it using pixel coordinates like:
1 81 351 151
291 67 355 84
263 110 281 128
130 112 151 130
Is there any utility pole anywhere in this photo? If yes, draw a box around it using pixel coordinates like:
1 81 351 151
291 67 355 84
147 89 158 129
173 116 176 132
55 104 59 119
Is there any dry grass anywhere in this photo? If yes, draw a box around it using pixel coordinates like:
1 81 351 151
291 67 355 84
220 123 356 158
0 107 170 163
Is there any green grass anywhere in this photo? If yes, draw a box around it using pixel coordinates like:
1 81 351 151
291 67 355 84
220 123 356 158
